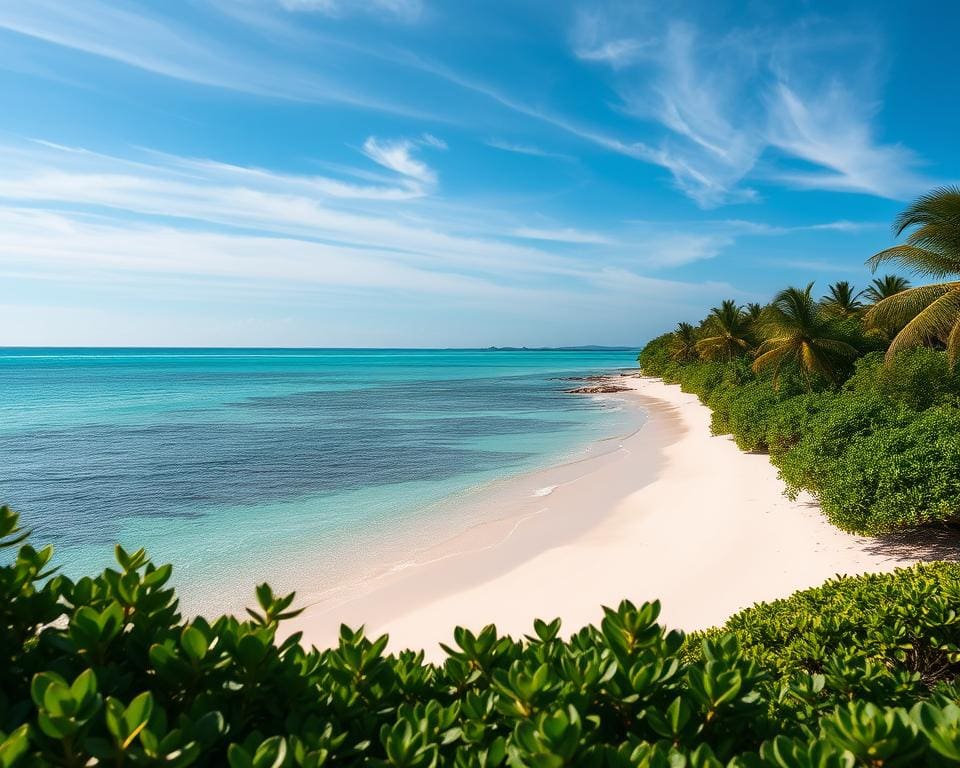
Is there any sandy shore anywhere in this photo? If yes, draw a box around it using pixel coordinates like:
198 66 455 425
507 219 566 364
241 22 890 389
284 376 944 658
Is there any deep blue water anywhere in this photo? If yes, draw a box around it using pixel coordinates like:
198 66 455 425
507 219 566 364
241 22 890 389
0 348 640 605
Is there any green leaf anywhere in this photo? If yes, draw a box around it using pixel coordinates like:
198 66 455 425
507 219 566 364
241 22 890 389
0 725 30 768
181 626 209 663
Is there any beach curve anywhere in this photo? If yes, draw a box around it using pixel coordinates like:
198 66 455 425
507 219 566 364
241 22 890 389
283 375 938 658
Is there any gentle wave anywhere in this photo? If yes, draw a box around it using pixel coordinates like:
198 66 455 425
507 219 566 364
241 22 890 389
532 485 558 497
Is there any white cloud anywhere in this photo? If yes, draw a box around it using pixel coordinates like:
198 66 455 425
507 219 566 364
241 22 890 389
0 140 660 292
169 155 429 201
0 0 933 211
640 233 733 268
569 13 934 206
0 208 523 298
572 9 650 68
766 82 929 199
0 139 744 347
361 137 438 186
512 227 615 245
576 38 649 68
276 0 423 21
807 220 882 232
485 139 572 160
0 0 440 119
718 218 883 236
420 133 448 150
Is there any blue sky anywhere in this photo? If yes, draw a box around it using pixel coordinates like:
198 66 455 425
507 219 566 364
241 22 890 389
0 0 956 347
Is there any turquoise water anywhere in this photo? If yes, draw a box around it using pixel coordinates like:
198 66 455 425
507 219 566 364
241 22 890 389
0 348 641 608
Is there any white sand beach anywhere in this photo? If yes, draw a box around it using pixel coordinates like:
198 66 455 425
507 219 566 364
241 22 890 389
284 376 943 658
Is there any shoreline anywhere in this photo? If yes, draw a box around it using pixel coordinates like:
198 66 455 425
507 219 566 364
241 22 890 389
283 375 946 657
278 380 658 643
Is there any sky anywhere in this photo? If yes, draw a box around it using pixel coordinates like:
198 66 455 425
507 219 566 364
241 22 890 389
0 0 957 347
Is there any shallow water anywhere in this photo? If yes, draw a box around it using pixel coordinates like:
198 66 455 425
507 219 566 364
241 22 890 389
0 348 641 608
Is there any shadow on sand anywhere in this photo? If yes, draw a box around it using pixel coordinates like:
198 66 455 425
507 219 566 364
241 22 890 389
863 527 960 562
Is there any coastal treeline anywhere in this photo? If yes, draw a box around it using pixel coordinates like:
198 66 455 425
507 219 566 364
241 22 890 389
3 504 960 767
638 186 960 535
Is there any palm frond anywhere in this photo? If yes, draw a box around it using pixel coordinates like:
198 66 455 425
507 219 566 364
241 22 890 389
751 343 796 385
867 245 960 279
893 185 960 236
750 282 860 387
800 342 832 380
809 337 859 359
885 288 960 361
864 283 959 330
946 319 960 368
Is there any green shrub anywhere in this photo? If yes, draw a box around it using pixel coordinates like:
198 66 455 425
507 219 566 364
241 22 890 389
845 349 960 410
763 393 836 459
637 333 674 377
700 563 960 685
5 504 960 767
812 406 960 532
668 359 753 402
774 393 912 500
707 381 783 452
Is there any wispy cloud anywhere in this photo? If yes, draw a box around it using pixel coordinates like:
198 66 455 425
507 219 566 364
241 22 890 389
718 218 884 236
572 10 650 68
485 139 572 160
575 38 649 68
0 0 442 119
275 0 423 20
361 136 442 187
0 138 741 345
640 233 734 268
512 227 614 245
766 82 928 199
0 140 675 282
420 133 448 150
0 0 936 212
571 12 934 206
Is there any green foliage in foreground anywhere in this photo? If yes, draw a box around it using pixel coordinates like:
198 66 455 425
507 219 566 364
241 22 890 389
639 340 960 534
4 505 960 767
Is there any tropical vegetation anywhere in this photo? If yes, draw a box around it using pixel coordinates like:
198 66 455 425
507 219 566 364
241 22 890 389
866 186 960 364
638 186 960 535
751 284 858 389
3 503 960 767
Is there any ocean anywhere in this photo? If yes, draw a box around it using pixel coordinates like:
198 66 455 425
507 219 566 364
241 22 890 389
0 348 642 611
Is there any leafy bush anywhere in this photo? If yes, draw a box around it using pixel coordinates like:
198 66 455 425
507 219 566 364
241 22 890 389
762 393 836 460
699 563 960 689
812 406 960 532
662 359 753 403
5 504 960 767
774 393 912 500
707 381 783 452
845 349 960 410
636 333 674 377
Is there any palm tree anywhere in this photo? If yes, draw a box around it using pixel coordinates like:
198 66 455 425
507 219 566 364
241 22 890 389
863 275 912 343
695 300 752 361
745 302 765 322
864 274 911 304
668 322 699 362
753 283 859 389
865 187 960 364
820 281 864 319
